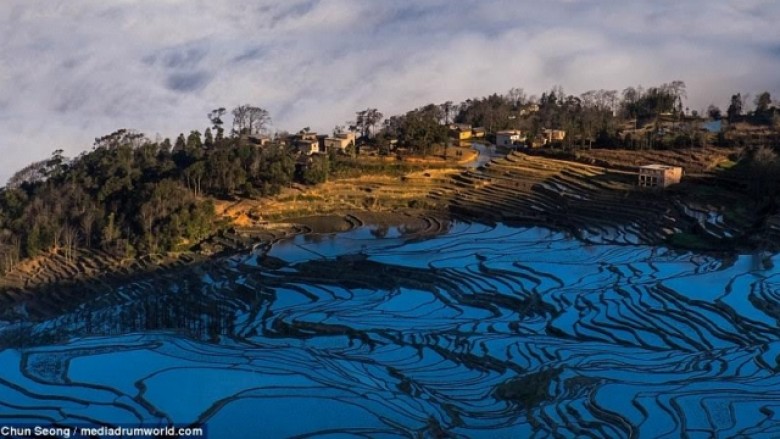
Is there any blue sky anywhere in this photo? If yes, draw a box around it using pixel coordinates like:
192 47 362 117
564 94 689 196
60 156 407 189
1 0 779 184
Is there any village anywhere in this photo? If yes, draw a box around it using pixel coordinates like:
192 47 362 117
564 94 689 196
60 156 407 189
243 109 697 190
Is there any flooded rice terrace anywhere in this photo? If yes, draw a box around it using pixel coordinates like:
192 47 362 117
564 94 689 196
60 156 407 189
2 222 780 438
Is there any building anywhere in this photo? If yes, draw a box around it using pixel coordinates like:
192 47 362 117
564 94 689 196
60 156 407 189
450 124 473 141
542 129 566 143
291 131 318 142
240 134 271 147
520 103 540 116
495 130 526 147
296 139 320 155
638 164 683 188
323 131 356 152
336 131 356 144
323 137 347 151
251 135 271 146
472 127 486 138
290 131 321 155
530 135 547 149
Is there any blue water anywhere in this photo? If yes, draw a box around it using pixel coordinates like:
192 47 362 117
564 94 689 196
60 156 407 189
703 120 723 133
1 223 779 437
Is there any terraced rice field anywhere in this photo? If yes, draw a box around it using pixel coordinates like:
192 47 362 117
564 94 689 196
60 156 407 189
441 153 687 244
574 147 737 174
1 223 779 437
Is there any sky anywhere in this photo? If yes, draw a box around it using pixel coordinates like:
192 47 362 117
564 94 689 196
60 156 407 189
1 0 779 184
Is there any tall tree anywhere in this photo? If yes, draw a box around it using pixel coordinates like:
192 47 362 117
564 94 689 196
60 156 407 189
354 108 384 139
440 101 455 125
231 105 271 136
727 93 743 123
755 92 772 112
247 106 271 135
707 105 722 120
208 108 226 140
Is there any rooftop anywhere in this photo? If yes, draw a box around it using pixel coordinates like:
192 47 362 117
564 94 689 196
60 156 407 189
640 164 680 170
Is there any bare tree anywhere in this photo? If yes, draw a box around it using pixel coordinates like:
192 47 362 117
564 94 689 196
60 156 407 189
668 80 687 114
208 107 227 140
355 108 384 139
440 101 455 125
80 209 95 248
61 225 79 262
248 107 271 134
231 105 251 136
0 234 21 273
506 88 527 108
232 105 271 136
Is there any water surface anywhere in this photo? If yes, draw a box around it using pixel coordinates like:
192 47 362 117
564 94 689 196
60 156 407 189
1 223 779 438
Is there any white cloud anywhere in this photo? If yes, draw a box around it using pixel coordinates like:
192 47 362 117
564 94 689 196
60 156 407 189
1 0 779 184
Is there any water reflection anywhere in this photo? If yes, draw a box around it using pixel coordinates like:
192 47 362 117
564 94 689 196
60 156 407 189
1 223 779 438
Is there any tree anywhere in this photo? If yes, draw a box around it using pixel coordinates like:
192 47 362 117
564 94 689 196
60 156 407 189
727 93 743 123
749 145 779 199
80 209 95 248
440 101 456 125
204 128 214 148
232 105 271 136
755 92 772 114
392 104 447 155
174 133 187 152
354 108 384 139
506 88 527 108
754 92 773 123
208 108 226 140
186 131 203 156
183 162 206 196
707 105 722 120
101 212 119 248
231 105 251 135
24 225 43 257
668 80 687 114
301 155 329 185
61 225 79 262
248 106 271 135
6 160 49 189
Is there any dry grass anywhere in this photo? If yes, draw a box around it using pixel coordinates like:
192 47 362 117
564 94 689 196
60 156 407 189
573 147 738 174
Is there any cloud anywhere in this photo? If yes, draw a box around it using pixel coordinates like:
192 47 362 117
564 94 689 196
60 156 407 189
1 0 779 184
166 71 213 93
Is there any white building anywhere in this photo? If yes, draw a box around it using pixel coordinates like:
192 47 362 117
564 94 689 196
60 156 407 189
495 130 526 147
638 164 683 188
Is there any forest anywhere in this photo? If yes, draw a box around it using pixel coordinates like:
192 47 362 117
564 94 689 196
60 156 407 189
0 81 778 272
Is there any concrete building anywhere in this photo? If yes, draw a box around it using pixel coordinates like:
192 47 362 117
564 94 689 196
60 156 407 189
542 129 566 143
296 139 320 155
291 131 321 155
495 130 526 147
450 124 473 141
249 135 271 146
323 131 356 152
638 164 683 188
240 134 271 147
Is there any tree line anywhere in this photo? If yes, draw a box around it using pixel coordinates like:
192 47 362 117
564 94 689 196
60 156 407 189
0 104 302 272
